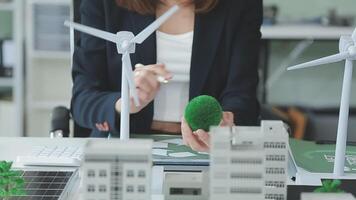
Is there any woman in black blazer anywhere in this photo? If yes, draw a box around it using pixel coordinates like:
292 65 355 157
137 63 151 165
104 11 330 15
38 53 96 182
72 0 262 151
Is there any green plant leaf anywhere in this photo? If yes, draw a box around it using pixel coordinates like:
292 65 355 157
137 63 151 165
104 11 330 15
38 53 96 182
0 189 11 197
2 162 12 172
0 161 12 173
0 178 6 186
0 163 8 173
14 178 24 185
314 187 325 193
314 180 345 193
0 178 10 185
331 180 341 188
10 187 21 195
324 180 332 191
1 172 20 177
0 161 26 197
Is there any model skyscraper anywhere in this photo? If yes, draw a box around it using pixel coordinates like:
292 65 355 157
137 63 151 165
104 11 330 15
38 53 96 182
210 121 289 200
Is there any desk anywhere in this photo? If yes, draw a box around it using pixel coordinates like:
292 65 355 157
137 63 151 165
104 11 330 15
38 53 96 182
3 137 339 200
0 137 165 200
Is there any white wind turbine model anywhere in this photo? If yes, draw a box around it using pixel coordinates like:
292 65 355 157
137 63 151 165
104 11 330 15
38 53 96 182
288 27 356 177
64 5 179 140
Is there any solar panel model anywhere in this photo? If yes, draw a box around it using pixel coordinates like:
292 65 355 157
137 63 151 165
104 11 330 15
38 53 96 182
6 169 78 200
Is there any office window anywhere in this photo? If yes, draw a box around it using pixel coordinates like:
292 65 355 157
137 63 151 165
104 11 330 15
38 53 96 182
99 170 107 177
99 185 107 193
138 170 146 178
87 185 95 192
126 170 134 178
87 170 95 177
138 185 146 193
126 185 134 193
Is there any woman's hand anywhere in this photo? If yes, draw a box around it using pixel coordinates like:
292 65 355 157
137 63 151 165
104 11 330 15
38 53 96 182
220 111 235 126
181 111 235 152
181 118 210 152
115 63 172 114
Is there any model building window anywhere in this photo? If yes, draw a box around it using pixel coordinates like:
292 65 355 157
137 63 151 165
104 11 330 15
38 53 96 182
265 193 284 200
126 170 134 178
99 170 107 177
99 185 107 192
138 170 146 178
266 168 285 174
87 184 95 192
87 170 95 177
126 185 134 193
112 171 121 176
266 155 285 161
138 185 146 193
264 142 287 149
265 181 285 188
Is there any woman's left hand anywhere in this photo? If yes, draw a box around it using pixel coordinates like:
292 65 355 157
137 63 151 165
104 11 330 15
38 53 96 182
181 111 235 152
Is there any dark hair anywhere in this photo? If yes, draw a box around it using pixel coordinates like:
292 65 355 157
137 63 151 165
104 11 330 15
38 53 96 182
116 0 218 15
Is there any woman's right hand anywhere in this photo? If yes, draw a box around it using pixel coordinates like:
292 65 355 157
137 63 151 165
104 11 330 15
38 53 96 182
181 112 235 152
115 63 172 114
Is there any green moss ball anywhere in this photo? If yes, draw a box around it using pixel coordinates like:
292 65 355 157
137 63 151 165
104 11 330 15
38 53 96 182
184 95 223 131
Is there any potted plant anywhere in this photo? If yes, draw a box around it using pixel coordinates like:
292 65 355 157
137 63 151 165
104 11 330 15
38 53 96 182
0 161 25 198
314 179 344 193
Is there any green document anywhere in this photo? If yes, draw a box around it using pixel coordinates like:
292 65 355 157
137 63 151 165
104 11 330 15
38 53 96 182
132 134 209 165
289 139 356 173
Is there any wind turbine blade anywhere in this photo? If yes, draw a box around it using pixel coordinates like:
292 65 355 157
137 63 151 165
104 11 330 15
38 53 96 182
122 53 140 107
131 5 179 44
287 52 350 71
64 21 118 44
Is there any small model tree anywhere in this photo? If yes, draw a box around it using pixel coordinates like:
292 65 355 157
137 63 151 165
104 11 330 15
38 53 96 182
314 179 344 193
0 161 25 198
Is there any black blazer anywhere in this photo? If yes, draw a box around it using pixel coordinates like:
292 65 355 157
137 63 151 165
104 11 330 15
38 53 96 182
72 0 262 137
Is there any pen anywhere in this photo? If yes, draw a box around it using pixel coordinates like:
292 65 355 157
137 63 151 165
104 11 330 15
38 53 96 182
135 63 169 84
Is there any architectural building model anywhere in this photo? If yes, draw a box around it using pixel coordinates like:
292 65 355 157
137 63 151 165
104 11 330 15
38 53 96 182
210 120 289 200
301 193 355 200
82 139 153 200
164 171 209 200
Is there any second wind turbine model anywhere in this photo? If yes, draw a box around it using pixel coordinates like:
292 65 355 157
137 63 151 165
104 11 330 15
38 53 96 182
288 27 356 177
64 5 180 140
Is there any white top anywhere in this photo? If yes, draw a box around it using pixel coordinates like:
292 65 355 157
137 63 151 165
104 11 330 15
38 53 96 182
153 30 194 122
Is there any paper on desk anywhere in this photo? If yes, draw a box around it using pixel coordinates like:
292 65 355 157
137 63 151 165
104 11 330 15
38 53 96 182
159 138 183 146
153 149 170 157
153 142 168 149
168 152 196 158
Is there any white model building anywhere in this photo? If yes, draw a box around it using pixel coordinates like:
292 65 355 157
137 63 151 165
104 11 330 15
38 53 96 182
164 170 209 200
301 193 355 200
210 120 289 200
82 139 153 200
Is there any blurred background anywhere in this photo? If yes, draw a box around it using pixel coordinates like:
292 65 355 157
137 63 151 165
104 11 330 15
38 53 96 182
0 0 355 141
